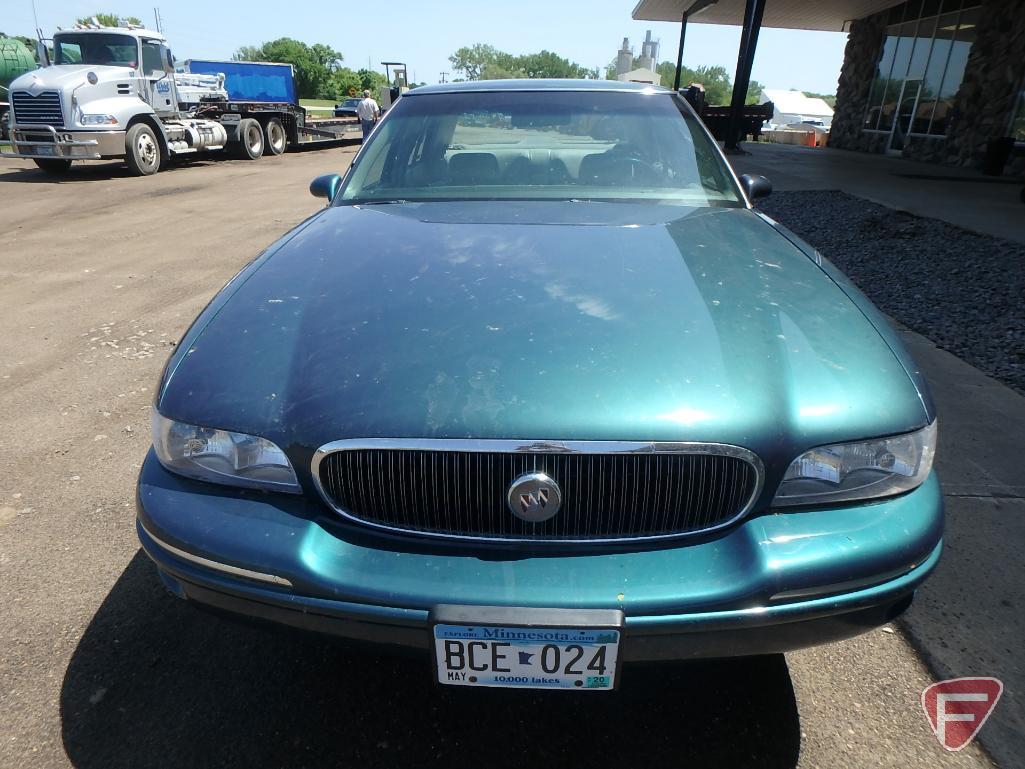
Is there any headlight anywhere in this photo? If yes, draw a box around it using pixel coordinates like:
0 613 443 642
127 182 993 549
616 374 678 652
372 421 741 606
80 114 118 125
772 421 936 507
151 409 300 493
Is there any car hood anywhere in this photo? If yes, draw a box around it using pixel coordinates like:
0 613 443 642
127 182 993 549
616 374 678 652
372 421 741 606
158 202 928 474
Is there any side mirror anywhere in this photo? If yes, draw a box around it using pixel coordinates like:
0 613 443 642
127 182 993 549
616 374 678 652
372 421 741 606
309 173 342 203
37 39 51 67
739 173 772 201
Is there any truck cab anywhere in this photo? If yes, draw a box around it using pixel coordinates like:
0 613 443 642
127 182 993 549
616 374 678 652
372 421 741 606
1 27 179 172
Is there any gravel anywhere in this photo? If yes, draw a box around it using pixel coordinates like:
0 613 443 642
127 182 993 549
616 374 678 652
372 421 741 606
757 190 1025 394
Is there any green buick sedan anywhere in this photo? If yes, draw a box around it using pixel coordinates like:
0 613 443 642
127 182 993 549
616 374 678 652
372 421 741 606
137 80 941 692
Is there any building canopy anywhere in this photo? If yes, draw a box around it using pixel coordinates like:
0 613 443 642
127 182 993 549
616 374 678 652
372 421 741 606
632 0 902 32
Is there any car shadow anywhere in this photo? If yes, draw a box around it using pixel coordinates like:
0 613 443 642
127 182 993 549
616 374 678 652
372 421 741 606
60 552 801 769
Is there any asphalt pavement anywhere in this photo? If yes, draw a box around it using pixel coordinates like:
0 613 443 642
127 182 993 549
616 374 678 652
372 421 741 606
0 149 998 768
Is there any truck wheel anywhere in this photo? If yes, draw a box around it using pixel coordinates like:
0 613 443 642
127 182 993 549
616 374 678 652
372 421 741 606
33 158 73 174
264 119 286 155
125 123 162 176
0 110 9 141
234 118 264 160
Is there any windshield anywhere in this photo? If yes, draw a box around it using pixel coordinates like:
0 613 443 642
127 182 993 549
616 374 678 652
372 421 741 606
54 33 139 67
338 90 743 206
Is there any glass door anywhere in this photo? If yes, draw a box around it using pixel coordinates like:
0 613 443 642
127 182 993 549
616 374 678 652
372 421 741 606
889 78 923 153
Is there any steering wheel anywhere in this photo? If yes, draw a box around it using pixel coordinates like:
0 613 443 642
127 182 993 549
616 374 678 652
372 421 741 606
616 152 663 184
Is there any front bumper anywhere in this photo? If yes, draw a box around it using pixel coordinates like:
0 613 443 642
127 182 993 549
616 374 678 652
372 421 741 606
0 124 125 160
137 451 944 661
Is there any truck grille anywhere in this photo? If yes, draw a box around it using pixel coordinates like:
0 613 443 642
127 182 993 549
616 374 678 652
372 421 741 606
12 91 64 127
313 440 762 542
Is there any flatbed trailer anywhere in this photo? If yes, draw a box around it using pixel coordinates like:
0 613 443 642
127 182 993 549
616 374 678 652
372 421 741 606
186 98 362 147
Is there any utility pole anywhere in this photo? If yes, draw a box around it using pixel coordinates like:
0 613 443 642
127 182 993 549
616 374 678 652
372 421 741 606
440 71 448 83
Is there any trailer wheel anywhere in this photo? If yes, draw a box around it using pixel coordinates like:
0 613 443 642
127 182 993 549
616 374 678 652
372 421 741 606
264 118 286 155
125 123 162 176
33 158 73 174
235 118 264 160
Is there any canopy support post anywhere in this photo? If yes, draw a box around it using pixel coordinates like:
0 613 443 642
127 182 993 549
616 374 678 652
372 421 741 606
725 0 766 151
673 13 689 91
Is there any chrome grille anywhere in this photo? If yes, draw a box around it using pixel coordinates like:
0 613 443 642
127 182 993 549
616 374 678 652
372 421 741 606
313 440 762 542
12 91 64 127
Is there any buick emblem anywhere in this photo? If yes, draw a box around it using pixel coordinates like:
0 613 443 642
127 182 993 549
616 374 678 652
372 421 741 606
507 472 562 523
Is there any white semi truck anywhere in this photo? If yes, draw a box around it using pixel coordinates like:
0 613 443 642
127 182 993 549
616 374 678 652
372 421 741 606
1 25 359 175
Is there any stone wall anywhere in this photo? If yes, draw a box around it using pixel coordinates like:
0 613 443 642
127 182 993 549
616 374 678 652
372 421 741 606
940 0 1025 174
828 12 888 153
829 0 1025 177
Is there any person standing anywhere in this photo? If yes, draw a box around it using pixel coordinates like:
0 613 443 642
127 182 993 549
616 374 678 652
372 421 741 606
356 89 381 141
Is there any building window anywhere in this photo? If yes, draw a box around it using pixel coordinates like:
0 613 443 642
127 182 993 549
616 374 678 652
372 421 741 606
862 0 980 136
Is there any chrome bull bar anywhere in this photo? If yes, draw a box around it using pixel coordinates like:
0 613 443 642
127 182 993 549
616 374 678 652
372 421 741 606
0 124 114 160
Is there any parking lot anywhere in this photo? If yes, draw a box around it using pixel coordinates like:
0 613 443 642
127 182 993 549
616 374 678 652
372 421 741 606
0 149 1005 768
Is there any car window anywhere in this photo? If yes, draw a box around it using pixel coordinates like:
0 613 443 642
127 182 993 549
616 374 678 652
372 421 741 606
338 90 742 206
141 40 164 76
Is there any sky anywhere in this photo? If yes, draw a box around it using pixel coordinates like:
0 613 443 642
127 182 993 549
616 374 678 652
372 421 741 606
6 0 849 95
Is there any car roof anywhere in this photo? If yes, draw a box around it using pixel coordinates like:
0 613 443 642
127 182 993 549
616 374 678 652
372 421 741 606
407 79 671 96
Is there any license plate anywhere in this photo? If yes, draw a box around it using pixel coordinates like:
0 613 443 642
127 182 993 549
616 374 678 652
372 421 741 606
434 623 620 690
35 145 55 156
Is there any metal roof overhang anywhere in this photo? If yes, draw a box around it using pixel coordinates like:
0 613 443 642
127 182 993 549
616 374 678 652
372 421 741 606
632 0 903 32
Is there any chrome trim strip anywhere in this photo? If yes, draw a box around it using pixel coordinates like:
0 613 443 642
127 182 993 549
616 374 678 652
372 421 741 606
139 521 293 587
769 562 919 603
311 439 765 544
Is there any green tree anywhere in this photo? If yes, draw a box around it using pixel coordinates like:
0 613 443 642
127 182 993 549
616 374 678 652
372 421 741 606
233 38 344 99
234 45 263 61
515 50 589 79
479 62 524 80
746 79 765 105
357 67 388 93
76 13 144 27
450 44 590 82
654 60 681 86
671 64 733 105
651 60 765 106
448 44 500 81
327 67 389 101
329 67 363 99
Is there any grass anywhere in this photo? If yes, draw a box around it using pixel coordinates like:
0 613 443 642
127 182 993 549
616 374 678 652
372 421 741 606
299 98 336 110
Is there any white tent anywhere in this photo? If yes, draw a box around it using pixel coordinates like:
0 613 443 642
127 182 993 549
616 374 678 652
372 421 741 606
761 89 834 128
